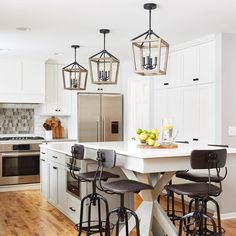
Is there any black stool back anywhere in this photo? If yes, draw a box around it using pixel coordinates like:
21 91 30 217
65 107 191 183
97 149 116 168
71 144 85 160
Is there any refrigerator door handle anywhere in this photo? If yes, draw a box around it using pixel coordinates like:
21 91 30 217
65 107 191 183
103 116 105 141
96 120 99 142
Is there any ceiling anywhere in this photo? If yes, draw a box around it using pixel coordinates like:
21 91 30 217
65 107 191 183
0 0 236 62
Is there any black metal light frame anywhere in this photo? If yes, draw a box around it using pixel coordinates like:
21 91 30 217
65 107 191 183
62 45 88 90
131 3 169 76
89 29 119 85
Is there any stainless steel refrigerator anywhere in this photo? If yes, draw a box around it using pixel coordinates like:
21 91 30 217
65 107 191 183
77 93 123 142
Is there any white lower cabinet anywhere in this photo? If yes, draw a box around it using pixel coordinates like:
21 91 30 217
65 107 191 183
66 194 81 223
40 149 49 199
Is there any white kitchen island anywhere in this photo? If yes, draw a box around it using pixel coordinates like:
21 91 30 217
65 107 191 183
42 141 236 236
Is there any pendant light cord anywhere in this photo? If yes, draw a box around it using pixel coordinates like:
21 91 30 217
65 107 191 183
74 47 77 62
103 32 106 71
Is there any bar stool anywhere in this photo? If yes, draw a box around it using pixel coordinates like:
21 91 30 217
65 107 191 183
166 149 227 236
70 144 119 236
94 149 154 236
175 144 228 233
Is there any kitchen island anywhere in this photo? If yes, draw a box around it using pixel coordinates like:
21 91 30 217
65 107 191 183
41 141 236 236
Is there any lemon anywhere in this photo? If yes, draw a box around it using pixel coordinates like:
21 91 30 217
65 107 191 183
139 133 148 141
163 125 173 130
136 128 143 135
149 133 156 140
143 130 148 134
151 128 159 135
147 138 155 146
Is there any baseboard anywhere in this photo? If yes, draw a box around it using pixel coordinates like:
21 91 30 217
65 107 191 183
0 183 40 192
218 212 236 220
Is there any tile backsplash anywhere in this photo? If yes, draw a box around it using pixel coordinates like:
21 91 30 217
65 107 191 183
0 108 34 134
0 104 69 137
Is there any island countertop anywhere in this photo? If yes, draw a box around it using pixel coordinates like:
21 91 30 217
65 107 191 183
40 140 236 159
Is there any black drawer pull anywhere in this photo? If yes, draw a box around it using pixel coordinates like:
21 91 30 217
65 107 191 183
164 83 169 86
193 78 199 81
193 138 199 141
41 152 46 155
69 207 76 212
53 166 57 170
52 156 58 159
41 159 45 162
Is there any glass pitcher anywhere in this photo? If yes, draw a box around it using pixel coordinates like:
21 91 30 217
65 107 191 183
161 118 178 145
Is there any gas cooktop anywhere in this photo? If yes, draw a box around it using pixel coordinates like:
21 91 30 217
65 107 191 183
0 136 44 141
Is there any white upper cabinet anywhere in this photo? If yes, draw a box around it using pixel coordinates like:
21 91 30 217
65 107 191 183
0 59 45 103
22 60 45 102
41 63 72 116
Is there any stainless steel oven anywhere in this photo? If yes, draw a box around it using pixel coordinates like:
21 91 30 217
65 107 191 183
0 142 41 185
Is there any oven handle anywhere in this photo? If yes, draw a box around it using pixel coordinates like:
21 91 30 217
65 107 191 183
1 152 40 158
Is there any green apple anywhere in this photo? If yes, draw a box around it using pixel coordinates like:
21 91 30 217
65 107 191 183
136 128 143 135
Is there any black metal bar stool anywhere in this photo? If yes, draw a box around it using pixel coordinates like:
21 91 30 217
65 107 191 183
175 144 228 234
166 149 227 236
94 149 154 236
70 144 119 236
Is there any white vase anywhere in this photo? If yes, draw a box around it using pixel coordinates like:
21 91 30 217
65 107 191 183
45 130 53 140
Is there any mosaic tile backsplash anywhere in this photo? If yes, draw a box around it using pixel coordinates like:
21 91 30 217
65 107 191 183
0 108 34 134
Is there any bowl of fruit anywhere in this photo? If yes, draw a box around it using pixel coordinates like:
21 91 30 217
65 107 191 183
136 128 159 147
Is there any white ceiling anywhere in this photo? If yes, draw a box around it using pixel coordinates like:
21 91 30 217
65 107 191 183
0 0 236 62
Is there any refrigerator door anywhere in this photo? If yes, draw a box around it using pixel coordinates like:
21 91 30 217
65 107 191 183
78 94 101 142
101 94 123 141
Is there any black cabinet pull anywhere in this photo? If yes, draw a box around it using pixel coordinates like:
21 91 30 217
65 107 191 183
69 207 76 212
164 83 169 86
98 88 100 91
193 78 199 81
52 155 58 159
193 138 199 141
53 166 57 169
41 159 45 162
55 109 58 111
41 152 46 155
58 109 61 112
101 88 103 90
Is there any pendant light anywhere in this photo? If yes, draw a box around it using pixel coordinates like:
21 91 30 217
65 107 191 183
62 45 88 90
89 29 119 84
131 3 169 76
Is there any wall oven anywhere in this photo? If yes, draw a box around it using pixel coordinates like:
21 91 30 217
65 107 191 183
0 143 41 185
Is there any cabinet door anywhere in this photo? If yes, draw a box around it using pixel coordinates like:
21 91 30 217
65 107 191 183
183 47 198 86
22 61 45 102
198 42 215 84
183 86 199 141
49 162 58 206
167 51 183 88
57 165 66 211
128 78 153 138
45 64 58 114
199 84 215 143
57 64 72 115
40 157 49 199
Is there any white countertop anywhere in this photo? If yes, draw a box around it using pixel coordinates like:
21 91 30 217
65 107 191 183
40 141 236 159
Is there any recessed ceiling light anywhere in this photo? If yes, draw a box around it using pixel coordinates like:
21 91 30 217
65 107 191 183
54 52 64 56
16 27 31 31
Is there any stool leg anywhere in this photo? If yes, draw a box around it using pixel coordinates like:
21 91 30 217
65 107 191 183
115 214 121 236
171 190 176 225
207 197 222 234
97 197 103 236
87 199 92 236
105 208 118 236
125 212 129 236
126 208 140 236
78 194 91 236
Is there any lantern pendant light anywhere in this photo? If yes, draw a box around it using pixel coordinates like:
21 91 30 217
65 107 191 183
89 29 119 85
131 3 169 76
62 45 88 90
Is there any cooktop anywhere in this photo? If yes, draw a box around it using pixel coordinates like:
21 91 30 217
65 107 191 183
0 136 44 141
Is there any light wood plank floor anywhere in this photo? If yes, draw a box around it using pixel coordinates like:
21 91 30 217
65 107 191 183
0 190 235 235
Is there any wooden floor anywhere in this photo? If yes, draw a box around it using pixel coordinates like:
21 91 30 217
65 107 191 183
0 190 235 235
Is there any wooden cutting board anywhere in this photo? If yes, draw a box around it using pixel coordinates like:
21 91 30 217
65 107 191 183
137 144 178 149
53 121 65 139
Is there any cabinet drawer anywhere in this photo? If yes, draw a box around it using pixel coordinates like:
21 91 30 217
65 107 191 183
48 150 65 165
66 196 80 223
40 148 47 158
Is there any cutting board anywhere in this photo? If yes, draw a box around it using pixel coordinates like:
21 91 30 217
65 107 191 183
53 121 65 139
